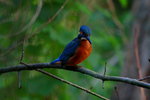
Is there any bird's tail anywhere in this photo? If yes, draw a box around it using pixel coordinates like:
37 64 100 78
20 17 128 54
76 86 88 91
50 58 60 64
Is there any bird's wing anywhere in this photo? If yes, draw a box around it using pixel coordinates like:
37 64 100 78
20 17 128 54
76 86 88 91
59 38 80 63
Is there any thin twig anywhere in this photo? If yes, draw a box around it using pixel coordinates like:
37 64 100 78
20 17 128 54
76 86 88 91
19 40 25 63
0 3 40 57
17 71 21 88
114 86 120 100
17 39 25 88
0 0 69 58
38 69 109 100
134 24 146 100
104 62 107 76
107 0 123 30
139 76 150 81
39 0 69 28
107 0 127 44
8 0 43 37
102 62 107 89
134 25 143 78
28 0 69 38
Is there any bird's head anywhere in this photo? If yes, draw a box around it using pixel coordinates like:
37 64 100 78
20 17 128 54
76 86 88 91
77 25 92 44
79 25 91 36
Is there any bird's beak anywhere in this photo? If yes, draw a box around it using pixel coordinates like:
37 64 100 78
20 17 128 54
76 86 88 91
79 32 83 34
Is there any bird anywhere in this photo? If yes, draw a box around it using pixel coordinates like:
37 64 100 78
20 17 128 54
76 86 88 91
50 25 92 66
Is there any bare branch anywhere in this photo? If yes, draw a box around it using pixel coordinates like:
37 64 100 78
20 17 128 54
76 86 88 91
9 0 43 37
17 39 25 89
134 24 146 100
107 0 123 30
37 69 109 100
107 0 127 44
17 71 21 88
139 76 150 81
28 0 69 38
0 63 150 89
114 86 120 100
102 62 107 89
19 40 25 63
0 0 69 57
134 24 143 78
104 62 107 76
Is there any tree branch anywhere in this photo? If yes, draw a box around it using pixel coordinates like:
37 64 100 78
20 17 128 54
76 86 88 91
8 0 43 37
0 0 69 58
37 69 109 100
134 24 146 100
139 76 150 81
114 86 120 100
0 63 150 89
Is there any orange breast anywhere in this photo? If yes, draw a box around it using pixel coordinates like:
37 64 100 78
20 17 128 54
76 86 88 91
66 40 92 66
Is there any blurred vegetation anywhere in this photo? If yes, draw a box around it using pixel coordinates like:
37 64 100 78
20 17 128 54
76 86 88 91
0 0 133 100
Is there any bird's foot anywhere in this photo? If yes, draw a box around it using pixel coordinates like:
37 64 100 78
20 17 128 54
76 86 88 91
74 65 82 68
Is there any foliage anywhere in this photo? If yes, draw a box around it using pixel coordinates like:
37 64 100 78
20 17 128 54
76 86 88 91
0 0 133 99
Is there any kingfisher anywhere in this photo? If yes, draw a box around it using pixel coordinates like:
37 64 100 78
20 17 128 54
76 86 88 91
50 25 92 66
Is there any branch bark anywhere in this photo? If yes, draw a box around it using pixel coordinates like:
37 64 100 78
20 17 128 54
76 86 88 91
0 63 150 89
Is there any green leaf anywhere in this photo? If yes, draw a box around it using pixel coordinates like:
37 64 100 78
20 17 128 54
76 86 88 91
119 0 128 8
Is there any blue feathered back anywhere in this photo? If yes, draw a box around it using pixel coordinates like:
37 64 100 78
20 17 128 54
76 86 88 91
50 37 80 64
